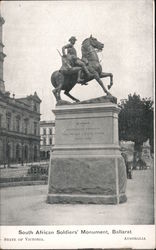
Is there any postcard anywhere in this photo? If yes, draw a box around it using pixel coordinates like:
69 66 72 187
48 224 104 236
0 0 155 249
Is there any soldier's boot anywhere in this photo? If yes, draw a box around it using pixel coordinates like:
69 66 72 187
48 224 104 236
77 70 88 85
83 65 94 78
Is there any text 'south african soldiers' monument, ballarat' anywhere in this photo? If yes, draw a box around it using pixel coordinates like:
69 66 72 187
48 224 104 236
47 36 127 204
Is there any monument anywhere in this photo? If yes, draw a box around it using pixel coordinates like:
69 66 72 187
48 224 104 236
47 36 127 204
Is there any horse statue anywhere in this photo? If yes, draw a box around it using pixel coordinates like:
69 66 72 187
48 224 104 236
51 35 113 102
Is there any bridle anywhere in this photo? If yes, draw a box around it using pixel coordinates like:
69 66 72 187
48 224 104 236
82 43 103 62
82 42 103 54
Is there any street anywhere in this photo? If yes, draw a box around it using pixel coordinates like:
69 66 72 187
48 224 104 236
0 168 154 225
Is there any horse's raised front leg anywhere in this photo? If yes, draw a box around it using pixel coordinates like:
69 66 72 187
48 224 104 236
100 72 113 90
94 72 110 95
64 90 80 102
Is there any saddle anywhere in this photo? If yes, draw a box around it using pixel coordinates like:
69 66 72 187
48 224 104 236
60 55 88 73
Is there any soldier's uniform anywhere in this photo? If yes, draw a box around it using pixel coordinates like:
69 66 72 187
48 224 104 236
60 36 90 83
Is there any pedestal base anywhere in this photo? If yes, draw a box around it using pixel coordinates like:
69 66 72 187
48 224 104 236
47 193 127 204
47 99 127 205
47 157 127 204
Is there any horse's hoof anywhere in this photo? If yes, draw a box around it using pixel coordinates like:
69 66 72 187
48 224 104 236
81 83 88 86
106 92 112 96
108 85 111 90
75 99 80 103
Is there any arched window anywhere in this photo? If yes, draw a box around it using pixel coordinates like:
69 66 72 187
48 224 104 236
34 122 37 135
49 137 52 145
0 114 2 128
24 145 28 162
6 113 11 131
16 144 20 163
34 145 38 161
6 143 11 164
34 103 37 112
24 119 29 134
43 138 46 145
16 116 20 132
0 140 3 164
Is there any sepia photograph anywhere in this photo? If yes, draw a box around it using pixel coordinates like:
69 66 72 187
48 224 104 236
0 0 155 249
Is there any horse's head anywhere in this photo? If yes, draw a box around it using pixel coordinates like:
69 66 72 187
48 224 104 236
89 35 104 51
81 36 104 61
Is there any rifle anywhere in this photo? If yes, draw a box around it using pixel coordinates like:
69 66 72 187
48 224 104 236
57 49 72 69
57 49 63 58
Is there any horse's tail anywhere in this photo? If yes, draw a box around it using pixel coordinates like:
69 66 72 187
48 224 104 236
51 70 60 88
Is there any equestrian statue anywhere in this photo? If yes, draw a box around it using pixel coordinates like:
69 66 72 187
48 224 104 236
51 35 113 102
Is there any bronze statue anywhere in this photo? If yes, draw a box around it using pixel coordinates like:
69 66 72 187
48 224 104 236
51 35 113 102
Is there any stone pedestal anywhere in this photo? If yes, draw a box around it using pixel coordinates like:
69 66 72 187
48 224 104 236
47 97 127 204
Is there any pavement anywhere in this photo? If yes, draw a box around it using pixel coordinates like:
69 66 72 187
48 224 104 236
0 168 154 225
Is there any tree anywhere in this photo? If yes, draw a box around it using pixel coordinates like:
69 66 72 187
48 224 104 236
118 93 154 153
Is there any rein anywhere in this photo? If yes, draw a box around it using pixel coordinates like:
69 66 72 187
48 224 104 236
82 45 103 63
82 43 102 54
84 49 102 56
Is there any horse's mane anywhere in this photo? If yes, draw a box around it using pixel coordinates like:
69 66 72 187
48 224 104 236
81 38 91 55
81 38 90 47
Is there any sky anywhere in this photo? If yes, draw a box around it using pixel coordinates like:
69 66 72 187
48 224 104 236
1 0 154 120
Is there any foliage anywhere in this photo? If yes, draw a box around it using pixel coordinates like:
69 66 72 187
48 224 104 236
118 93 154 152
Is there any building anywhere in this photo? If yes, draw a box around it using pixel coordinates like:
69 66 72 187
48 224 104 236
0 92 41 165
40 120 55 160
0 14 41 166
0 15 6 93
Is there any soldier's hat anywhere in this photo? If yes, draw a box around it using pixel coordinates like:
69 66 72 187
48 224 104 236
69 36 77 42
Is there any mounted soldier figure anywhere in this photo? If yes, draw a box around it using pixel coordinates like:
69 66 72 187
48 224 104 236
51 35 113 102
60 36 92 84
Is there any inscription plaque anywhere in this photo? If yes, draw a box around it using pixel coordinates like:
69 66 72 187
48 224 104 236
56 118 112 145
